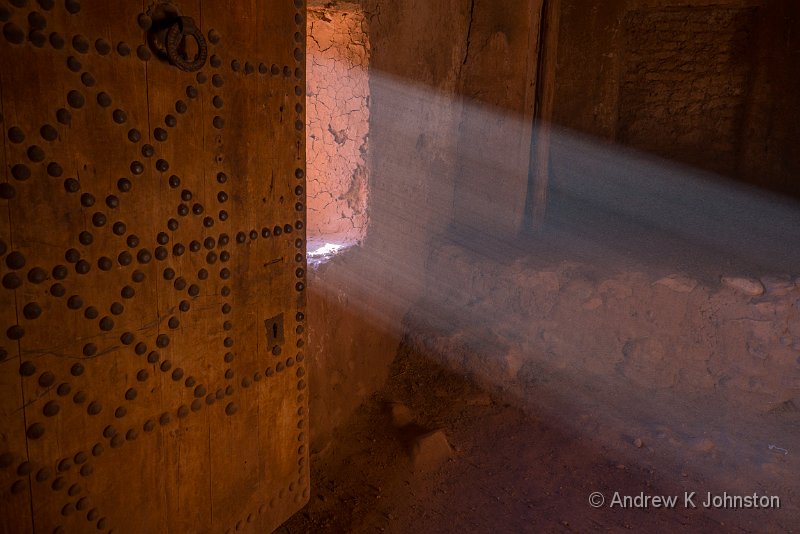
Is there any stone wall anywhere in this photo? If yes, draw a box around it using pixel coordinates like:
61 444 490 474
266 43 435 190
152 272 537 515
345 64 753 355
418 244 800 413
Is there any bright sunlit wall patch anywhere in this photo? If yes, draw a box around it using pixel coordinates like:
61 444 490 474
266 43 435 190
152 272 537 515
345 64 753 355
306 2 370 265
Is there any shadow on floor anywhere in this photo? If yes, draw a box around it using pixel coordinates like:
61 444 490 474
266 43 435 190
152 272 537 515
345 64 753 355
281 343 794 533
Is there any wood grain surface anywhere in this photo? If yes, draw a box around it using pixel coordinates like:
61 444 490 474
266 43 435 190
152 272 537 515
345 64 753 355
0 1 309 532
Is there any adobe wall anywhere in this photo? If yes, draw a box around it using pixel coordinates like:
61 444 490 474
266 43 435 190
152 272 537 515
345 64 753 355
553 0 800 196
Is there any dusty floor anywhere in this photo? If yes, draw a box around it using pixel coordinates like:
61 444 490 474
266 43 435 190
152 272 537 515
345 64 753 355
281 346 796 533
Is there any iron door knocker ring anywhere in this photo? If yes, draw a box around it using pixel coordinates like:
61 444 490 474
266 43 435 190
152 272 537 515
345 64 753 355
165 16 208 72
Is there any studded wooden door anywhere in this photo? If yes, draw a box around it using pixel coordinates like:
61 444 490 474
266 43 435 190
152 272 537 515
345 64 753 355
0 0 309 532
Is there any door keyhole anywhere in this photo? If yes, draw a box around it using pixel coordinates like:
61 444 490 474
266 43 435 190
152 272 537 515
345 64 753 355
264 314 285 349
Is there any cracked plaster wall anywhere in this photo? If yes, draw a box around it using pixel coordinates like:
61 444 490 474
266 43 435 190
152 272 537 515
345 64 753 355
306 5 370 248
307 0 479 448
306 0 543 449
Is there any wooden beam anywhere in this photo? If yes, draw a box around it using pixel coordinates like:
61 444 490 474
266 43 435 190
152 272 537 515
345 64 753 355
530 0 561 230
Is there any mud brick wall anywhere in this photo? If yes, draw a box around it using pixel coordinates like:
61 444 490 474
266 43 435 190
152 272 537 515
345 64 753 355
553 0 800 196
618 7 756 176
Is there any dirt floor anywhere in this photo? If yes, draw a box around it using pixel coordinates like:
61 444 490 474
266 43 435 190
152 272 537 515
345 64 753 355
281 346 796 533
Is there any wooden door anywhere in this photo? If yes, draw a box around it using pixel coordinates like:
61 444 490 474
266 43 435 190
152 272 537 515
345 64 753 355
0 1 308 532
